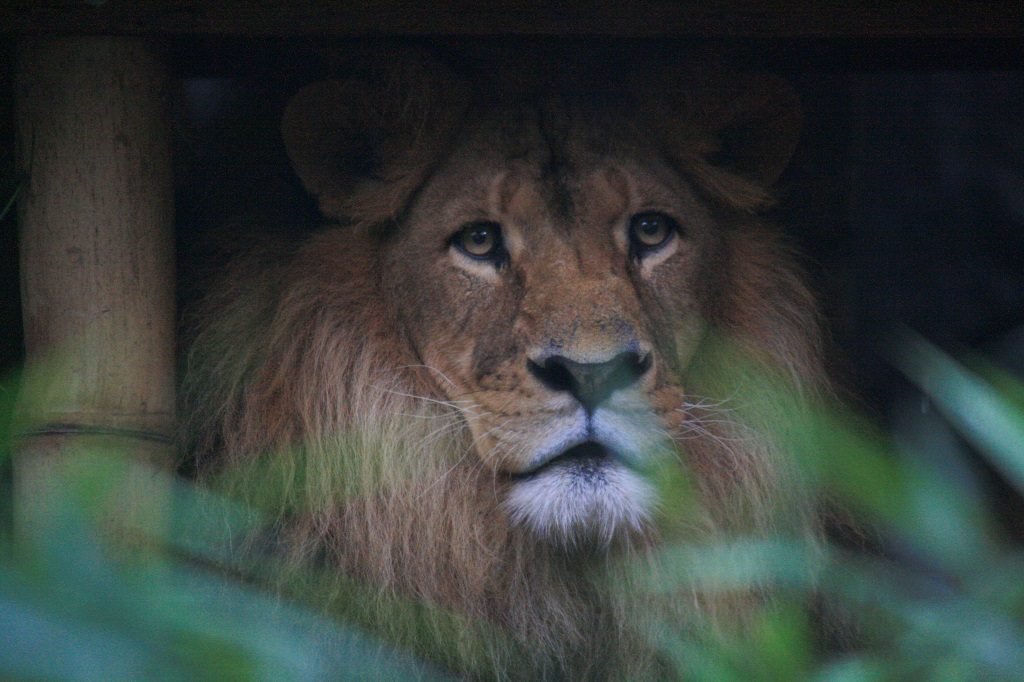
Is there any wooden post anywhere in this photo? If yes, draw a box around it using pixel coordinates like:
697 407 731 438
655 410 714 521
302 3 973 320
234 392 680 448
13 38 175 544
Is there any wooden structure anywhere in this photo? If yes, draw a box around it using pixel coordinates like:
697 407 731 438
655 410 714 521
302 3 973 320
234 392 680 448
4 1 1023 38
3 2 1023 540
12 38 175 540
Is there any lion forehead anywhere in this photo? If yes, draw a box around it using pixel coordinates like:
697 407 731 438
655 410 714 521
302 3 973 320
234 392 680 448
414 124 696 242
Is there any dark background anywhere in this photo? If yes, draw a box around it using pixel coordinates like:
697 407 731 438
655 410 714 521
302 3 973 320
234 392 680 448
2 37 1023 534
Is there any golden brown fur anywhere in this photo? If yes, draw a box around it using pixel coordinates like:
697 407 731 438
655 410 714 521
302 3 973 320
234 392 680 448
181 55 826 679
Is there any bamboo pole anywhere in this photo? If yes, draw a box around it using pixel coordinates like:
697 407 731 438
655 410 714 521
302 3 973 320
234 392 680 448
13 38 175 545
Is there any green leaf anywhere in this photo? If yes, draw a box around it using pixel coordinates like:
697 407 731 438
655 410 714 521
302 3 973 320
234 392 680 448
894 331 1024 494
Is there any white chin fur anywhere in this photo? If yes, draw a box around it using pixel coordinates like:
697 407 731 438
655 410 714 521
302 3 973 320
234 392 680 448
504 462 655 548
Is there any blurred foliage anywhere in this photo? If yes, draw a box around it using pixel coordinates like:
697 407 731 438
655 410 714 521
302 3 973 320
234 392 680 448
1 173 23 223
0 367 445 681
0 450 445 681
2 332 1024 679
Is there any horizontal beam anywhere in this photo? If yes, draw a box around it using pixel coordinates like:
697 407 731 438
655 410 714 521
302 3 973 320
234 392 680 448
4 1 1023 38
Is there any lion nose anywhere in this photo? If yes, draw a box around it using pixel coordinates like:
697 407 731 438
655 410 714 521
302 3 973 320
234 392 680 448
528 352 651 412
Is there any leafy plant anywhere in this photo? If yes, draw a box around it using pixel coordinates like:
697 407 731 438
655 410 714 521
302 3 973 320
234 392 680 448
1 332 1022 679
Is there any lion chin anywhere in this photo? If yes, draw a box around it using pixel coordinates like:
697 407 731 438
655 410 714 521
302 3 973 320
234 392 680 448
501 395 671 547
181 53 826 679
504 440 657 548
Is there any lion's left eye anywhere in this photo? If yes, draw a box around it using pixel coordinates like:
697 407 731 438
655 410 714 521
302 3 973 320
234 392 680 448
628 212 679 255
451 221 506 263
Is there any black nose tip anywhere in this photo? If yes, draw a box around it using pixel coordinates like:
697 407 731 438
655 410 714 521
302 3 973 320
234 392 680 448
528 351 651 411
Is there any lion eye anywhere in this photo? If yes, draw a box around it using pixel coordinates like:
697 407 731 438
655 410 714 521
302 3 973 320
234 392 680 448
452 221 505 262
628 212 679 255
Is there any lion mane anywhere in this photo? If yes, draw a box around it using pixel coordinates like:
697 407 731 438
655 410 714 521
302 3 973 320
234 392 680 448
181 54 826 678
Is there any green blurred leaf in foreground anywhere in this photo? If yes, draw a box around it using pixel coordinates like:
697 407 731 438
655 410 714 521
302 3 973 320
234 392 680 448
0 440 446 681
893 330 1024 494
4 332 1024 680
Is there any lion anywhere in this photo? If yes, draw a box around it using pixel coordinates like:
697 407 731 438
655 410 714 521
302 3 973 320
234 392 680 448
180 54 826 679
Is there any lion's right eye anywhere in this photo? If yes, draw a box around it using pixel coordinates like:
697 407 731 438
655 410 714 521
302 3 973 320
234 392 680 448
628 212 679 258
451 221 506 263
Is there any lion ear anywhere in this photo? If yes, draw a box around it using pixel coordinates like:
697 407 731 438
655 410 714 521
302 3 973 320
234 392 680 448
282 59 468 223
682 73 802 187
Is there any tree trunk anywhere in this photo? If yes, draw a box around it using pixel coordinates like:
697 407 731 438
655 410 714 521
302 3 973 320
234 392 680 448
13 37 175 545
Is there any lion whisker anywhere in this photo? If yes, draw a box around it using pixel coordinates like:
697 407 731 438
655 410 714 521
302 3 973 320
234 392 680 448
414 410 517 501
383 388 474 410
394 363 460 389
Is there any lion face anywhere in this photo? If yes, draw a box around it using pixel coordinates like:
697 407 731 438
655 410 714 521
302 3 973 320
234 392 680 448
278 59 807 552
378 112 723 545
